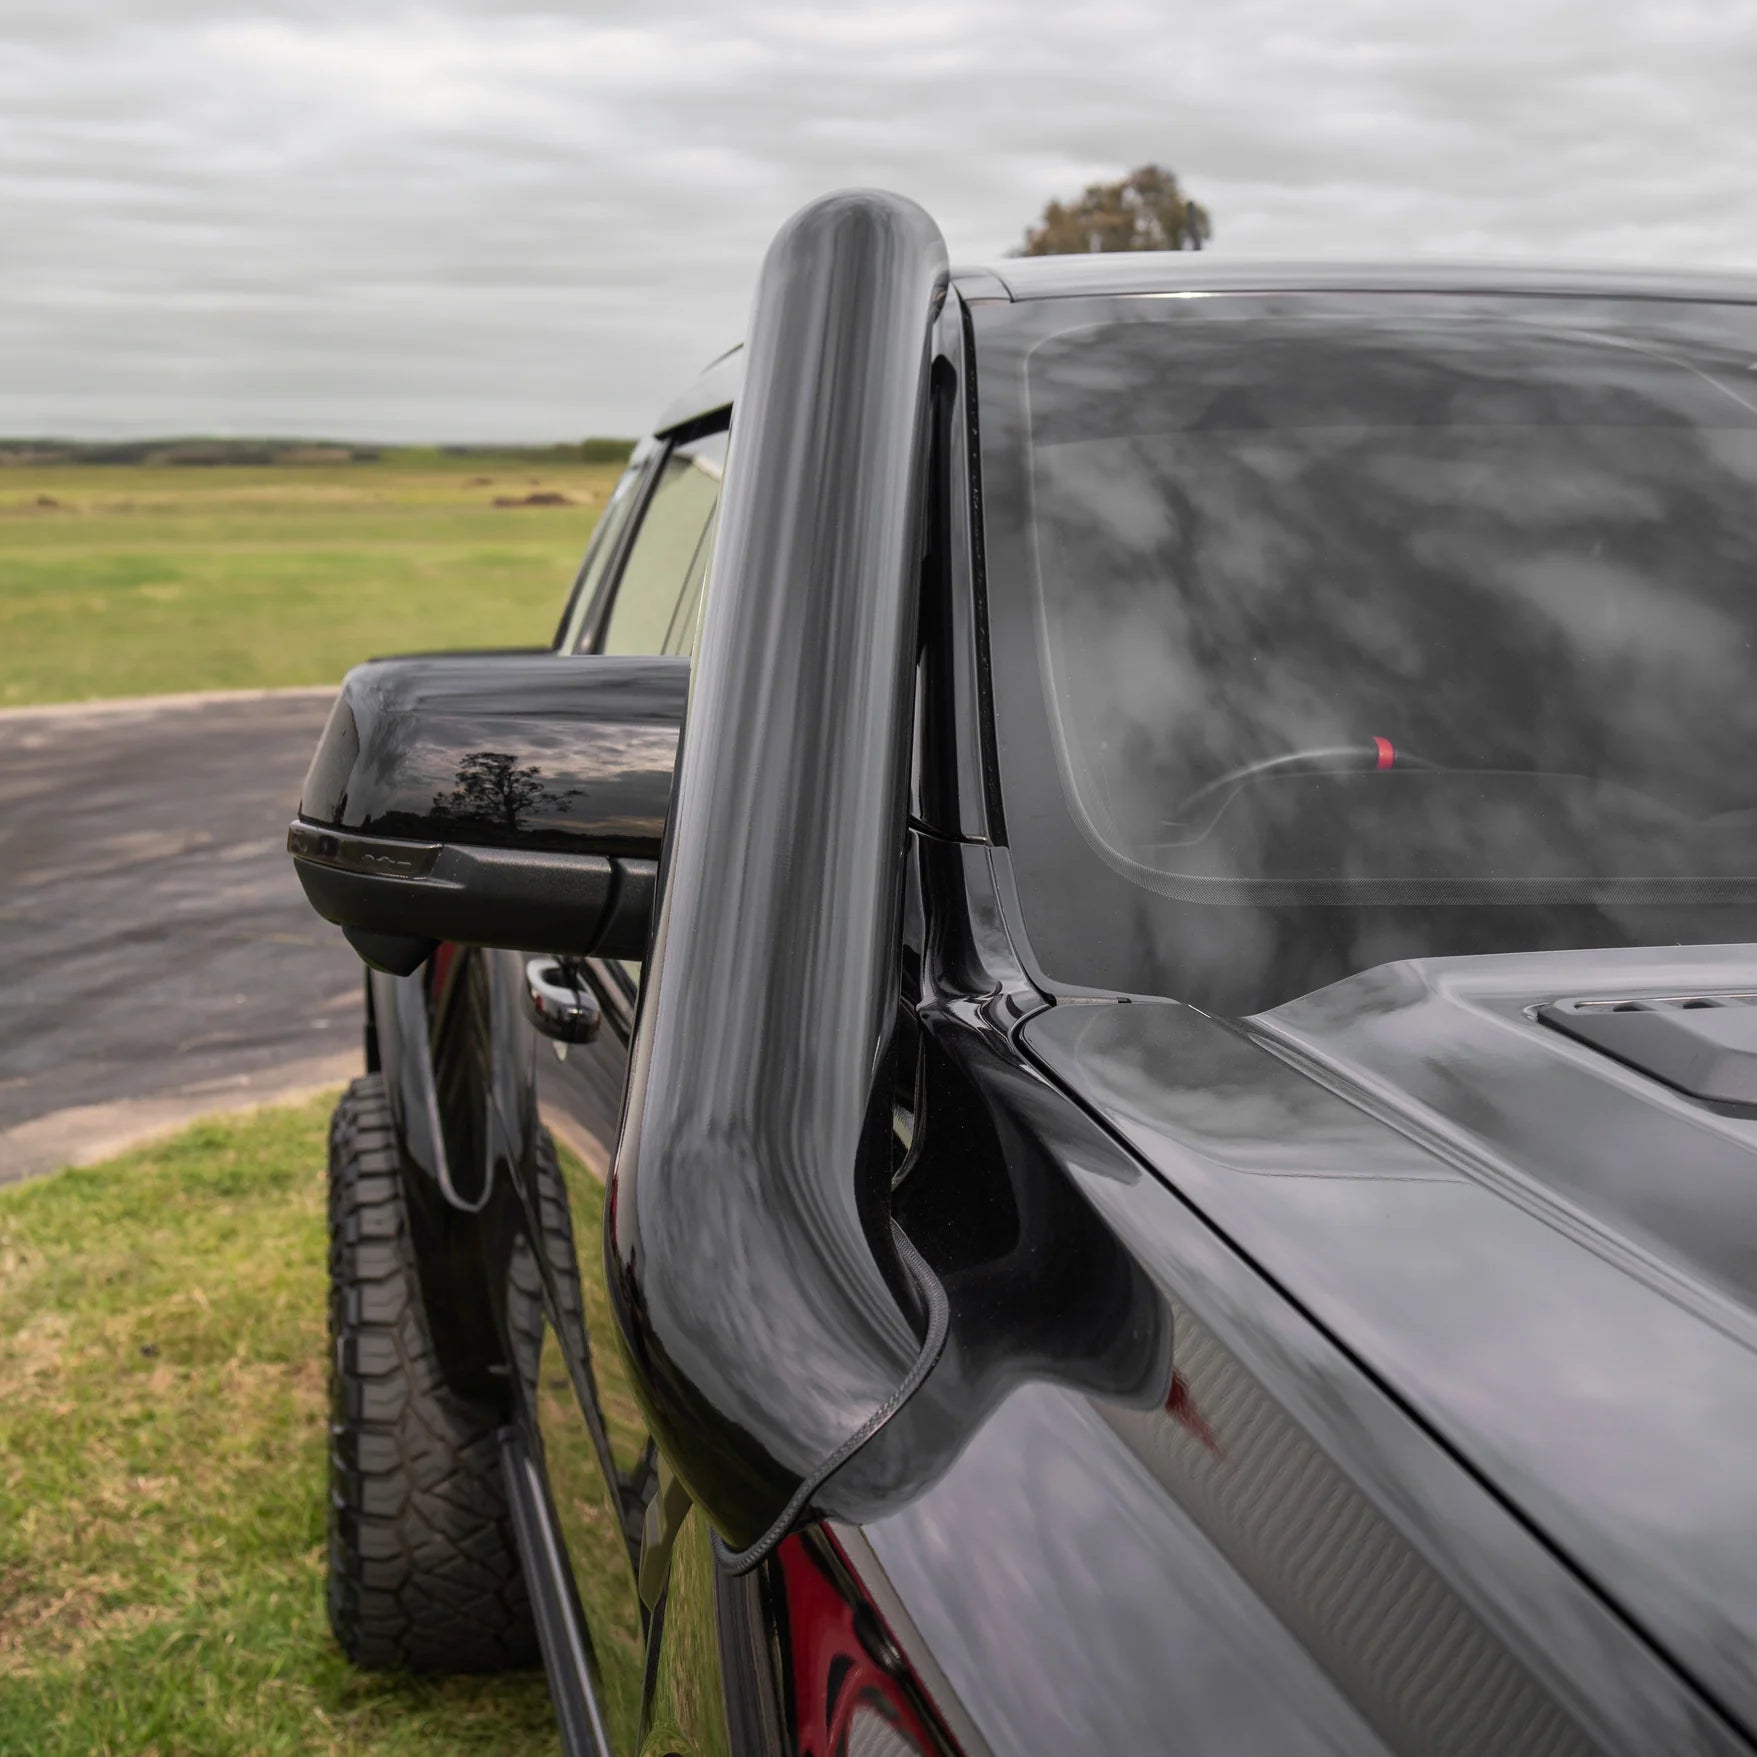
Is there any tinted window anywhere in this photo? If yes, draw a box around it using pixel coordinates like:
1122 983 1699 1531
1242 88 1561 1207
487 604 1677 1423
600 430 727 655
662 504 719 657
555 440 655 653
597 426 726 992
976 293 1757 1012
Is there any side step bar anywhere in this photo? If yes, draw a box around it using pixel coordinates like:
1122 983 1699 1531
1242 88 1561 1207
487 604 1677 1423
499 1424 616 1757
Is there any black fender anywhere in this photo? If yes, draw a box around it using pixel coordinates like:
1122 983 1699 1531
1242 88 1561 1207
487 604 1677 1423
363 946 543 1403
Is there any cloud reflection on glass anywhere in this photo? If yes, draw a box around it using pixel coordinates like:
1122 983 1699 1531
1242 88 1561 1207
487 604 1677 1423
979 294 1757 1010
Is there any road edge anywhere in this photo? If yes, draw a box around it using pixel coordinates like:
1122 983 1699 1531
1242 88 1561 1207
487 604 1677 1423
0 1051 362 1187
0 684 338 724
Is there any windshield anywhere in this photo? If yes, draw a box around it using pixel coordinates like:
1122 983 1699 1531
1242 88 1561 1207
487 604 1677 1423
974 291 1757 1013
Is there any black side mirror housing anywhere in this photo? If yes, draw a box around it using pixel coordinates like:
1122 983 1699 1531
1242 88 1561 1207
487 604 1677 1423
287 651 687 973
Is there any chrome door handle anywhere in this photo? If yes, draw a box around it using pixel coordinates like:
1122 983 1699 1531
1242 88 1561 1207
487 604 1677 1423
523 957 602 1045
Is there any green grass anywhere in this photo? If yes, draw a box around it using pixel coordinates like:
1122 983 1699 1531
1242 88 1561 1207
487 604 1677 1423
0 1098 561 1756
0 455 625 707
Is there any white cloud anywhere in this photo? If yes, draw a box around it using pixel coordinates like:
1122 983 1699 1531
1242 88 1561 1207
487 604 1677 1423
4 0 1755 438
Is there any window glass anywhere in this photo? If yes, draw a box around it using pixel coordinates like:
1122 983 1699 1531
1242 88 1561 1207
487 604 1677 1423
556 439 655 652
600 430 727 655
596 426 727 992
976 293 1757 1013
663 504 720 656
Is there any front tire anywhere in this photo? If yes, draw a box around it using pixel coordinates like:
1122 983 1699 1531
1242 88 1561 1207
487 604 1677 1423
326 1073 538 1672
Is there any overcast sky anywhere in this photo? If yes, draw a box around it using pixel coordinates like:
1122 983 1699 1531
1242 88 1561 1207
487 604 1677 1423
6 0 1756 441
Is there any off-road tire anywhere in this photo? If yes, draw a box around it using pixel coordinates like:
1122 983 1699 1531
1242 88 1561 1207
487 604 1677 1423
326 1073 539 1672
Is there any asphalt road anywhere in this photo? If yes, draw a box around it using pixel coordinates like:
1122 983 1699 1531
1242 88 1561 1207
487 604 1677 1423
0 690 363 1183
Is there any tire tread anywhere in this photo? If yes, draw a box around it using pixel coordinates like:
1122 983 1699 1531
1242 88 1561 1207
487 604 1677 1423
326 1074 538 1672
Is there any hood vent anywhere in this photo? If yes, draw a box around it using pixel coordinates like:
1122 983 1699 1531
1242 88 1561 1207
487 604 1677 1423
1538 992 1757 1110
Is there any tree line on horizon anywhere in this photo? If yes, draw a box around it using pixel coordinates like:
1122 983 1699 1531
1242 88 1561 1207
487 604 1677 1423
0 437 637 468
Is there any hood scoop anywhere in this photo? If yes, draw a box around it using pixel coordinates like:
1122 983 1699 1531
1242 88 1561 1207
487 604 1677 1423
1539 991 1757 1110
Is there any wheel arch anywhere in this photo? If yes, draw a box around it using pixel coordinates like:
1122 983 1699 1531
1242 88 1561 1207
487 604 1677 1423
362 952 540 1403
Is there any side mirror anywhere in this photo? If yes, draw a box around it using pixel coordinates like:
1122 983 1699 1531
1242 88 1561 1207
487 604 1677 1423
287 651 687 974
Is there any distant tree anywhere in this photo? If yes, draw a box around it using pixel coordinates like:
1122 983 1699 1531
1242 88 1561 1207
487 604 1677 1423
1017 163 1212 257
433 751 573 836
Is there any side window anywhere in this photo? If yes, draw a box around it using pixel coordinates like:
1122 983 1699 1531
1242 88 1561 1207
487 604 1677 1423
591 424 727 994
555 439 657 653
661 503 719 658
596 428 728 656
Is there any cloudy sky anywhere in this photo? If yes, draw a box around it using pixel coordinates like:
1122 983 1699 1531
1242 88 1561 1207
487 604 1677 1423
6 0 1756 441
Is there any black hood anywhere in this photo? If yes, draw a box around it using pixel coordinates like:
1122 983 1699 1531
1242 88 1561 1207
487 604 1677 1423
1022 944 1757 1736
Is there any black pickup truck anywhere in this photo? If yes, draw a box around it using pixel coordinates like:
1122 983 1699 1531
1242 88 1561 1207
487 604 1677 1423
289 192 1757 1756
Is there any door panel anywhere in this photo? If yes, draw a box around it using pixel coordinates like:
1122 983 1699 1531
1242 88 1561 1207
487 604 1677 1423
531 416 729 1754
636 1508 736 1757
527 984 654 1757
531 1149 650 1755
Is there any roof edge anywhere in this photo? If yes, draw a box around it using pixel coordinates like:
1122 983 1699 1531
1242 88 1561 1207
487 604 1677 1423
956 255 1757 305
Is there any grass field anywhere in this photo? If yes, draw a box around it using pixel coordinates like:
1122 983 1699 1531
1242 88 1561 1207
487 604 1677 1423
0 1098 563 1756
0 453 624 708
